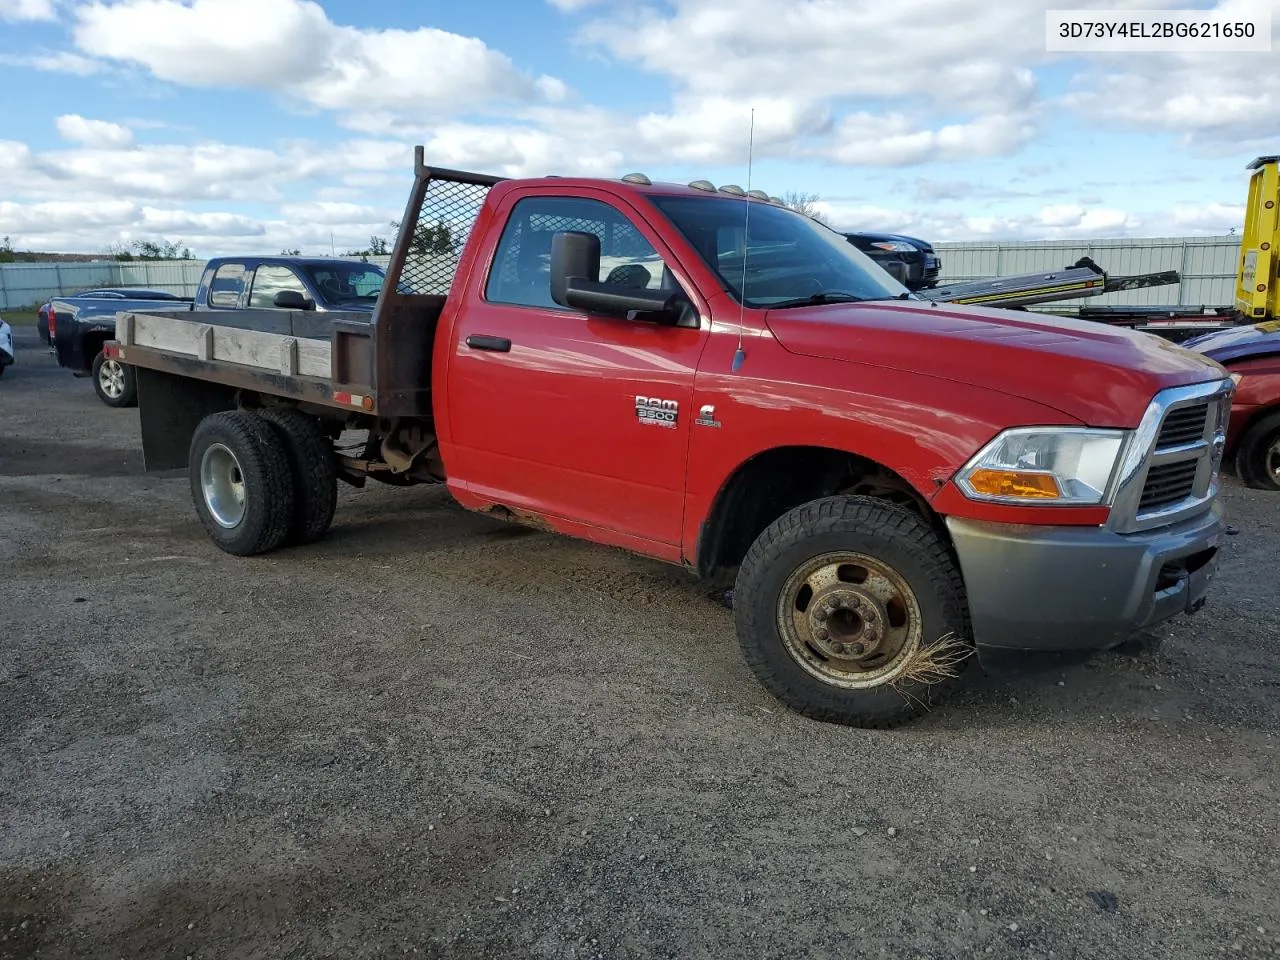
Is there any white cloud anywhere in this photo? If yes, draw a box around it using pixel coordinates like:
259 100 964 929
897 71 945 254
826 112 1037 166
0 0 1268 254
910 178 1072 202
276 200 395 226
70 0 567 123
819 198 1242 242
0 195 405 256
1056 0 1280 151
55 114 134 148
0 50 104 74
559 0 1277 165
0 0 55 20
0 136 414 203
421 121 626 178
557 0 1054 166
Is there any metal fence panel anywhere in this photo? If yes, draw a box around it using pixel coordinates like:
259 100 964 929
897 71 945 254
934 236 1242 308
0 262 117 310
0 235 1248 312
0 259 208 310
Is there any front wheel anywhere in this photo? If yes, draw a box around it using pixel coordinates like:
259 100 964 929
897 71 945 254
92 350 137 407
1235 411 1280 491
734 496 974 728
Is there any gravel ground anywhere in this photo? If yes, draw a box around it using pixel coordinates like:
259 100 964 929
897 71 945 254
2 319 1278 960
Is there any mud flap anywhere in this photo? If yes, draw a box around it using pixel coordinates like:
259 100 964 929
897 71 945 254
137 367 236 471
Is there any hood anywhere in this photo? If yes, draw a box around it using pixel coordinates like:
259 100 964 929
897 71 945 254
1182 319 1280 365
847 232 932 251
764 300 1227 427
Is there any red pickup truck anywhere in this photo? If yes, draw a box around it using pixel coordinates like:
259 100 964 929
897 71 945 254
104 148 1234 728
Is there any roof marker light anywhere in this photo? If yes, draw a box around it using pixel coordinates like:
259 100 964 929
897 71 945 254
688 179 716 192
718 184 746 196
621 172 651 185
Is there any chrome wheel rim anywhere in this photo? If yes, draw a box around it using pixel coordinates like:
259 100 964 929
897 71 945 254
1268 437 1280 485
775 551 921 689
98 358 126 398
200 443 246 528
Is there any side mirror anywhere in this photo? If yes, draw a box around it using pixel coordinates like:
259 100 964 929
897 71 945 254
550 230 679 318
882 260 910 286
550 230 600 306
273 290 313 310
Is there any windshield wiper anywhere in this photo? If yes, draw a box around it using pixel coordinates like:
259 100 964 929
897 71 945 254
767 291 869 309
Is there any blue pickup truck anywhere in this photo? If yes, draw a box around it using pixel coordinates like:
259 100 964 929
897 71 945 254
49 256 387 406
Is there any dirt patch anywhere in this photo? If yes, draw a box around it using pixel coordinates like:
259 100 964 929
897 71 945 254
2 324 1278 959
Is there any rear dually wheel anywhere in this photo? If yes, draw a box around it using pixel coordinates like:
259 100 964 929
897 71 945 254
258 406 339 545
188 410 295 556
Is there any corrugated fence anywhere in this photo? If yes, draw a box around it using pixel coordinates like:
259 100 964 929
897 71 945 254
0 260 207 311
0 236 1245 312
934 235 1243 309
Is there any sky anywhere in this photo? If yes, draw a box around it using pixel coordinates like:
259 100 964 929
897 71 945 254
0 0 1277 257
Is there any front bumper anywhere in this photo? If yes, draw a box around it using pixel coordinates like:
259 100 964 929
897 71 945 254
946 502 1223 652
886 252 940 287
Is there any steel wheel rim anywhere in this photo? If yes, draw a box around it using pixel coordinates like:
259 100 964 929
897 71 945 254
1268 437 1280 484
775 551 922 690
99 358 126 398
200 442 246 528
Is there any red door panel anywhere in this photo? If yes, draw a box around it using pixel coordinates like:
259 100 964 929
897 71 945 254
444 190 710 547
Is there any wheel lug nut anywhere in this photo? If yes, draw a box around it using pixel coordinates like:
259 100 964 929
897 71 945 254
850 643 865 656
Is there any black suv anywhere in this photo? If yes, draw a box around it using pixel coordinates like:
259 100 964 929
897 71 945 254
843 232 941 290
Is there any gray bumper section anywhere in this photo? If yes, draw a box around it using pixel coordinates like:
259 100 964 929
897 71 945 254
946 503 1224 652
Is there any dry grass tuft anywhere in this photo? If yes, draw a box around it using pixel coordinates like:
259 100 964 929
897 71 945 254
891 631 974 690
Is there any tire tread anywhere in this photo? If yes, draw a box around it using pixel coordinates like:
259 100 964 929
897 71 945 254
1235 410 1280 491
188 410 294 556
258 406 339 545
734 495 972 729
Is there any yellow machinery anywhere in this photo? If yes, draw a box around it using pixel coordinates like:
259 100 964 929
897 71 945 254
1237 156 1280 321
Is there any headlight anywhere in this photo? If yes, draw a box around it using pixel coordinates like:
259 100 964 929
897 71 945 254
956 427 1127 505
871 241 916 253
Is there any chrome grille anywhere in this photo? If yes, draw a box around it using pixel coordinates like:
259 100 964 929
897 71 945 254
1156 403 1209 448
1110 380 1233 533
1139 460 1199 511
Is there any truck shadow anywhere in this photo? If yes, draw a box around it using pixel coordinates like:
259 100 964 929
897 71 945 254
0 438 143 477
937 638 1279 734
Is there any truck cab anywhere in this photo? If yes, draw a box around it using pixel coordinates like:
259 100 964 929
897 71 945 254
193 256 389 313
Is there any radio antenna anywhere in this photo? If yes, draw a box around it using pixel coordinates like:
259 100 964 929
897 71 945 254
731 108 754 373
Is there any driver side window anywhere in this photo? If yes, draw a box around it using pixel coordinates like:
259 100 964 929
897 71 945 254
485 196 672 310
248 265 309 309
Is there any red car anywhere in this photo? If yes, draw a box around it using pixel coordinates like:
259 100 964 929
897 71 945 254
1185 321 1280 490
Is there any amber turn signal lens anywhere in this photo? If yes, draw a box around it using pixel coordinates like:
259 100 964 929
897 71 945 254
965 469 1061 499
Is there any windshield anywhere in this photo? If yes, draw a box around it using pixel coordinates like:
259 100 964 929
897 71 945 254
647 195 912 308
302 263 388 305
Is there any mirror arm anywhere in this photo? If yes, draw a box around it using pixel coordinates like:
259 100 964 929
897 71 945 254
563 278 678 316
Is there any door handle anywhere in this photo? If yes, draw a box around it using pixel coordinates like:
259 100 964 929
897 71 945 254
466 334 511 352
